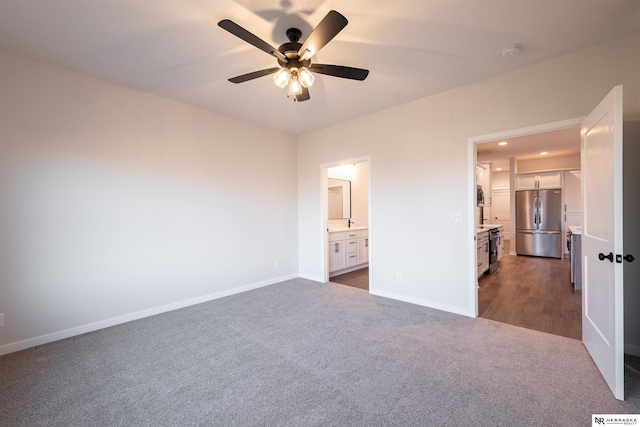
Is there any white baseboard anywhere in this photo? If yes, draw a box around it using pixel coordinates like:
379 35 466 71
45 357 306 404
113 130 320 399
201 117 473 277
625 343 640 357
369 289 475 318
0 273 298 356
297 273 324 283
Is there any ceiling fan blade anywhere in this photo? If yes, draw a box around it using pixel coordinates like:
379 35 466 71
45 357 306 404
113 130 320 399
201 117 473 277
309 64 369 81
228 67 280 84
297 10 348 60
218 19 286 61
295 87 310 102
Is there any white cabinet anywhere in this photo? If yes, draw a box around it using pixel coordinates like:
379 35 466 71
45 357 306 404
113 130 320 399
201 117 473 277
497 227 505 260
477 231 489 277
477 163 486 189
515 171 562 190
346 236 358 267
328 228 369 276
538 171 563 188
328 232 347 272
515 173 537 190
476 163 492 206
357 230 369 264
564 170 582 212
564 169 582 256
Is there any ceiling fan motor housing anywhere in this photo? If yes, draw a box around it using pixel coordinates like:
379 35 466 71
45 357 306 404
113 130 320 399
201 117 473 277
286 28 302 43
277 40 310 68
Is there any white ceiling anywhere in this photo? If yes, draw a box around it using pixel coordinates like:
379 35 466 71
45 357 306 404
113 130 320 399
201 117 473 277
1 0 639 135
476 127 581 172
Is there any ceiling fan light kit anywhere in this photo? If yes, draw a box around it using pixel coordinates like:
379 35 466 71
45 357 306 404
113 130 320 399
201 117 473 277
298 68 315 88
272 66 315 97
288 73 303 96
273 68 291 88
218 10 369 102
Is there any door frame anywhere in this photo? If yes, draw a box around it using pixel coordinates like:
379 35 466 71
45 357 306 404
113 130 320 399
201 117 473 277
467 117 584 316
320 156 372 287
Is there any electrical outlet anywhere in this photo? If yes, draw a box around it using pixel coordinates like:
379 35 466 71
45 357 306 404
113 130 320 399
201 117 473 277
273 261 279 269
452 212 463 222
396 273 402 282
0 313 4 327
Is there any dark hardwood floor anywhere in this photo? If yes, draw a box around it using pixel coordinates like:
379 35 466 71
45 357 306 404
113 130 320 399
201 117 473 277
479 240 581 340
331 267 369 290
330 243 580 340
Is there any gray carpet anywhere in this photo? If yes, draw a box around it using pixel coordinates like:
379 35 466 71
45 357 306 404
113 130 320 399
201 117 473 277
1 278 639 426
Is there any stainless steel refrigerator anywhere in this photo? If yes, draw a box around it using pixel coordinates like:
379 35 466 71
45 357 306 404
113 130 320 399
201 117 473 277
515 189 563 258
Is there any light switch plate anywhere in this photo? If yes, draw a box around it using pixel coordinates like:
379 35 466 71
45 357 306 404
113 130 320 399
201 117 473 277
452 212 463 222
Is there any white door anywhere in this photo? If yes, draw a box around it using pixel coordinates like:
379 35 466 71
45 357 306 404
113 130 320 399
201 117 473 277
582 85 624 400
492 189 511 240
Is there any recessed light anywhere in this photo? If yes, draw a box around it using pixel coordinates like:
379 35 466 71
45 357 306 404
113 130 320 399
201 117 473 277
498 141 508 146
540 151 548 155
496 168 502 171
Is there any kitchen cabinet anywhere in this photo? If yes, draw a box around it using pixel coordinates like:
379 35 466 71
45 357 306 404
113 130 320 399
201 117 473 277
564 170 582 256
477 231 489 277
328 228 369 276
515 171 562 190
569 227 582 290
496 227 505 260
476 163 486 189
476 163 492 206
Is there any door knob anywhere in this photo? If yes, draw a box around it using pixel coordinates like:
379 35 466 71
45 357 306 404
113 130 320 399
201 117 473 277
624 254 636 263
599 252 614 262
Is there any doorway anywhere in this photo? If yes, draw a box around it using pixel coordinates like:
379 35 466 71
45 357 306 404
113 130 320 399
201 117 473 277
469 118 583 338
322 158 371 291
331 268 369 290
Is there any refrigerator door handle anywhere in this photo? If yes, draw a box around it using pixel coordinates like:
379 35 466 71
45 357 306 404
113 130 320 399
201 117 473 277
538 197 543 225
517 230 561 235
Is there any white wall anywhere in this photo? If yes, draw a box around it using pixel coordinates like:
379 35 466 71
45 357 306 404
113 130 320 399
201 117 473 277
297 32 640 316
491 171 510 190
0 50 299 354
517 154 581 172
624 121 640 356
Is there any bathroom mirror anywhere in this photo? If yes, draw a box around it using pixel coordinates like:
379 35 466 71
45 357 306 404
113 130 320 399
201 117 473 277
328 178 351 219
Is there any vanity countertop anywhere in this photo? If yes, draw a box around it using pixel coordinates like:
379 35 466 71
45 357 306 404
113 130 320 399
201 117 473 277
328 226 368 232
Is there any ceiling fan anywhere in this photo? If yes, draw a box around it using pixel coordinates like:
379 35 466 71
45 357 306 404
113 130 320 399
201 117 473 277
218 10 369 102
